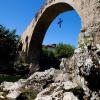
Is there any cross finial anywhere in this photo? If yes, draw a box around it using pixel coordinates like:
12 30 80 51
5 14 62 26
58 18 63 28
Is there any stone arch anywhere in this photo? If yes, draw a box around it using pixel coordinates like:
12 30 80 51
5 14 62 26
20 0 100 68
28 2 81 64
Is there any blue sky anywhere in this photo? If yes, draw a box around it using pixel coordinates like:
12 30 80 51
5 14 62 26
0 0 81 47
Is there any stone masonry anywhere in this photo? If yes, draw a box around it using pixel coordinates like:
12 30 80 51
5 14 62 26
19 0 100 69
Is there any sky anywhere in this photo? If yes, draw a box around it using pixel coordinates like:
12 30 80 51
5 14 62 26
0 0 82 47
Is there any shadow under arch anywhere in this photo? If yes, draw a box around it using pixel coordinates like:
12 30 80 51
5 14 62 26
27 2 82 66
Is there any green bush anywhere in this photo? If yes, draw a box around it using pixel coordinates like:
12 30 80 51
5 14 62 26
41 48 55 59
41 43 75 59
55 43 75 58
0 25 19 66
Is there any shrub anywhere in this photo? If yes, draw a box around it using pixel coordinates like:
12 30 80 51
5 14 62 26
39 43 75 70
0 25 19 67
55 43 75 58
41 43 75 59
41 48 55 59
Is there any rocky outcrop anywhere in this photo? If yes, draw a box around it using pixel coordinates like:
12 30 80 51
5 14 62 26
34 43 100 100
35 81 79 100
0 68 68 99
0 79 26 100
0 43 100 100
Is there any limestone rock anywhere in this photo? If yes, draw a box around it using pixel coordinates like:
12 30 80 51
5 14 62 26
63 92 78 100
74 48 83 54
54 72 68 82
0 44 100 100
63 81 78 90
0 79 26 100
80 58 93 76
90 92 100 100
27 68 56 81
25 68 56 92
0 79 26 91
35 81 79 100
0 92 5 99
60 58 67 72
7 90 21 100
35 96 52 100
25 67 74 92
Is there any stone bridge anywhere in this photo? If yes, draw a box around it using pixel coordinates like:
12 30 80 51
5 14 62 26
19 0 100 68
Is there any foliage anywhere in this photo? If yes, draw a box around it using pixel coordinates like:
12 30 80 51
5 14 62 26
55 43 75 58
41 48 55 59
0 25 19 66
41 43 75 59
0 74 21 83
39 43 75 70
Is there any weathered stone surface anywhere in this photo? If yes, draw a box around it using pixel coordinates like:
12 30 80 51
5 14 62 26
63 92 79 100
0 79 26 100
0 79 26 92
35 81 79 100
7 90 21 100
0 92 5 99
25 68 73 92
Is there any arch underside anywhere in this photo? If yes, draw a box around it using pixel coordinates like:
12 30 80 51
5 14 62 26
27 3 78 64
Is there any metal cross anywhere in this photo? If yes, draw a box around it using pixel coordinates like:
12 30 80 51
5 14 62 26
58 18 63 28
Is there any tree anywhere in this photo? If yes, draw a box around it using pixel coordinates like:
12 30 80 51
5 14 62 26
0 25 19 66
41 48 55 59
55 43 75 58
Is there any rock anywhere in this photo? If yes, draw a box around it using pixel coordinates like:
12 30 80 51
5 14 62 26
90 92 100 100
25 68 57 92
96 44 100 50
63 92 79 100
7 90 21 100
84 28 93 37
0 79 26 91
85 58 93 67
0 82 14 91
35 96 52 100
0 44 100 100
54 72 68 82
35 81 80 100
80 58 93 76
25 68 73 92
0 92 5 99
74 48 83 53
0 79 26 100
63 81 78 90
73 75 86 90
60 58 67 72
27 68 56 81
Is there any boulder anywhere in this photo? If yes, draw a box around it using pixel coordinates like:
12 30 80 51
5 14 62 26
63 92 78 100
7 90 21 100
35 81 80 100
